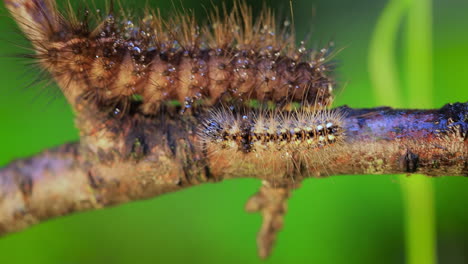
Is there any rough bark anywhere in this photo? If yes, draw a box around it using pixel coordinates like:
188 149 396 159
1 103 466 246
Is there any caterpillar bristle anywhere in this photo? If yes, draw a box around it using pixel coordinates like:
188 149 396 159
197 105 345 179
199 106 345 154
7 0 336 116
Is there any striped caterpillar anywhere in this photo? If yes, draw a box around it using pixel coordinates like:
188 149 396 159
198 107 346 179
200 107 344 153
9 0 335 115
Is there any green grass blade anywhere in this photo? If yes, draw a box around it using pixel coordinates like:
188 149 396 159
401 0 436 263
400 176 436 264
406 0 433 108
368 0 407 107
369 0 437 263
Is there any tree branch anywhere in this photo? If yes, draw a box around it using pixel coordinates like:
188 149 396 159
1 103 466 243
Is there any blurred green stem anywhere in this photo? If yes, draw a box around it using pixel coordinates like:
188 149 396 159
369 0 436 263
369 0 407 107
400 176 436 264
406 0 432 107
402 0 436 264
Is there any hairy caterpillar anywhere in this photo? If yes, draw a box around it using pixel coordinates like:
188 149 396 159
197 107 346 180
200 107 344 153
7 0 335 115
6 0 344 176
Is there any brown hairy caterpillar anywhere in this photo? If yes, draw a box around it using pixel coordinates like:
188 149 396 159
9 0 335 115
198 106 345 179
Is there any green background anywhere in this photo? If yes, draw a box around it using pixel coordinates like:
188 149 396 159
0 0 467 263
